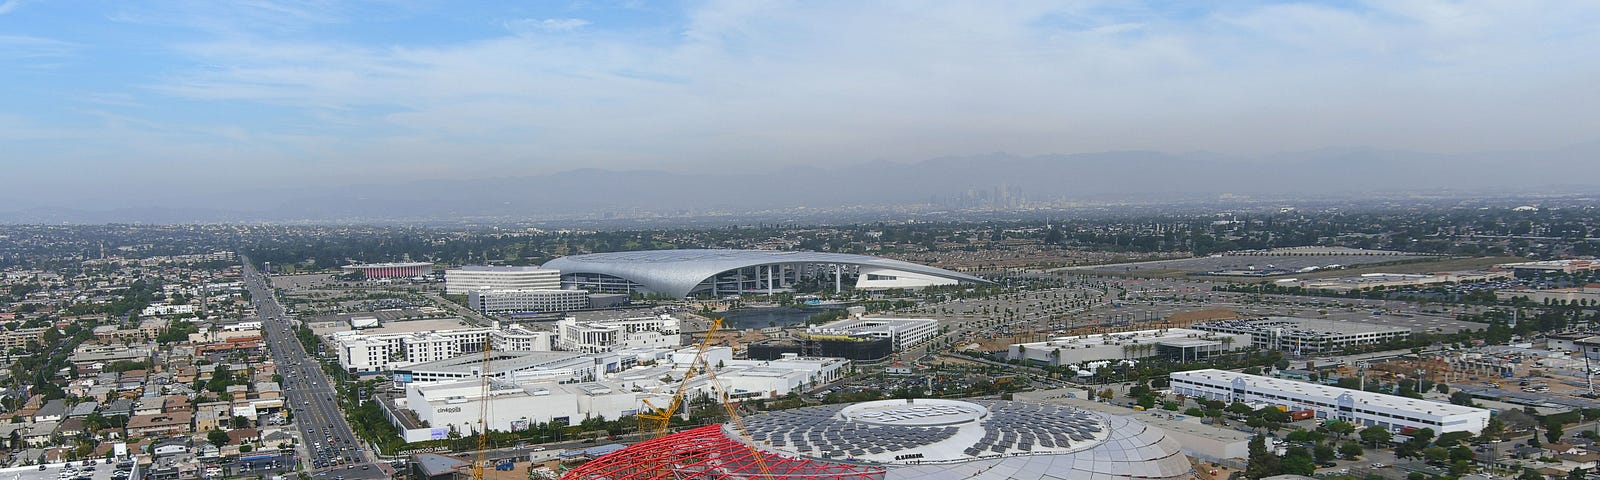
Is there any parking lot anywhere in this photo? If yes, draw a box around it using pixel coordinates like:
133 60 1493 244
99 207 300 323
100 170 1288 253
1077 254 1433 275
6 459 136 480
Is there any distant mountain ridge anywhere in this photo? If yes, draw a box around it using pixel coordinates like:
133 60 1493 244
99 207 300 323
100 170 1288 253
3 143 1597 224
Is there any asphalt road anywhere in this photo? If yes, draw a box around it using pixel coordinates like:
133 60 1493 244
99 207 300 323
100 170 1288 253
243 258 390 480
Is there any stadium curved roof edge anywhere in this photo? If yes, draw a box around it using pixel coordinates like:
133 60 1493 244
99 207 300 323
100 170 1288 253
542 249 991 298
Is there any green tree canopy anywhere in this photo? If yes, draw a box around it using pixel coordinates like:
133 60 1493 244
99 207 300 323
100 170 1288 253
1360 426 1393 446
207 429 229 447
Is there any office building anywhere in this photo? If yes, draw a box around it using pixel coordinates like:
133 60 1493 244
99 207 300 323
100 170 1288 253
444 266 561 295
466 289 590 314
490 324 555 352
556 315 682 353
332 327 494 374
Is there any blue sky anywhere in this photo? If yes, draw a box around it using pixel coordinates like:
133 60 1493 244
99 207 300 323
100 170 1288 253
3 0 1598 202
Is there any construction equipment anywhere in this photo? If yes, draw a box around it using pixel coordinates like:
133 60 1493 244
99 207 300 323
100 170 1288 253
637 318 724 437
705 360 773 476
470 339 494 480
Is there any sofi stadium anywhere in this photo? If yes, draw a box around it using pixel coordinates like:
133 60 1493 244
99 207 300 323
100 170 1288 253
542 249 991 298
561 398 1194 480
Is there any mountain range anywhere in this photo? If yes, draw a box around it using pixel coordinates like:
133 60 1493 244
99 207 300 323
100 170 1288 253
4 143 1598 224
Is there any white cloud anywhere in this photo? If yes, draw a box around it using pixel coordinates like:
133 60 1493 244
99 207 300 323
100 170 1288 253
23 1 1600 189
506 17 591 33
0 0 25 15
0 34 75 60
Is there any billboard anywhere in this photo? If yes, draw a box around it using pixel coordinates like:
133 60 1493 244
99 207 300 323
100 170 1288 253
511 419 530 431
430 428 451 440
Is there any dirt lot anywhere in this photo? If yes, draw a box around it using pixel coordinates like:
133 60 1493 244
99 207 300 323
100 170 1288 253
1165 308 1242 326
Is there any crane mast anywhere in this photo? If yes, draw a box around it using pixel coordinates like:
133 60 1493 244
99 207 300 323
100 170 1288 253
637 318 724 438
470 339 494 480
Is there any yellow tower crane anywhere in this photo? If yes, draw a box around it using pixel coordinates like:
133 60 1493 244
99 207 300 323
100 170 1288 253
704 361 773 477
637 318 724 437
470 339 495 480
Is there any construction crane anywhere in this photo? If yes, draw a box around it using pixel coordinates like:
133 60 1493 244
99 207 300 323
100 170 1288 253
470 339 495 480
637 318 724 438
704 361 773 477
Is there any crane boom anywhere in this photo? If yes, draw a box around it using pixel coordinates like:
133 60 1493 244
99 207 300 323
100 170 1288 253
705 362 773 476
637 318 723 438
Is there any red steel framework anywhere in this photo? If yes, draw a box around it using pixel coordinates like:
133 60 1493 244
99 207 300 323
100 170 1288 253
561 425 886 480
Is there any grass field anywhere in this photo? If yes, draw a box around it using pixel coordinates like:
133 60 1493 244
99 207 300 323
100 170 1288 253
1094 255 1526 282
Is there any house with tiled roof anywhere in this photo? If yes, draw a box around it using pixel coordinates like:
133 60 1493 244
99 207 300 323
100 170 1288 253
126 411 192 437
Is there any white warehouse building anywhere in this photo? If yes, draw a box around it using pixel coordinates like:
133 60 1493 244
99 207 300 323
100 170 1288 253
444 266 561 295
394 380 646 442
715 356 852 400
1170 369 1490 434
1007 329 1251 366
391 350 599 384
807 318 939 351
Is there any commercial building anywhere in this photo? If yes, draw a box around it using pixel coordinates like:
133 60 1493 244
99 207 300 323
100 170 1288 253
556 315 682 353
747 336 893 362
714 356 852 400
490 324 555 352
394 380 643 441
565 399 1194 480
1497 285 1600 305
1191 317 1411 355
543 249 990 298
390 350 596 384
1170 369 1490 434
466 289 590 315
1496 259 1600 277
444 266 561 295
341 262 433 280
0 327 48 350
806 317 939 351
332 327 494 374
1007 328 1252 366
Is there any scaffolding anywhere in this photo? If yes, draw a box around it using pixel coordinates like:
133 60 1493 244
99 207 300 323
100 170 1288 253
559 425 886 480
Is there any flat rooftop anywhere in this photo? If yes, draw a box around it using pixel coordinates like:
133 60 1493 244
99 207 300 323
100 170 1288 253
356 318 479 335
1015 328 1234 348
3 461 129 480
1173 369 1487 417
399 350 584 375
1195 317 1410 336
452 266 555 272
344 262 432 268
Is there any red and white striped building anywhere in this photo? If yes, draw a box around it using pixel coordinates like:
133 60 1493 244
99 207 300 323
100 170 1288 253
341 262 433 279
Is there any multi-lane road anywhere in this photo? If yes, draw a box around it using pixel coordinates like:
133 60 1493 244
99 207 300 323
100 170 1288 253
242 259 389 479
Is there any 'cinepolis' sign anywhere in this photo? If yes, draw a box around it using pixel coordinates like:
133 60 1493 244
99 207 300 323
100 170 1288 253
437 407 462 413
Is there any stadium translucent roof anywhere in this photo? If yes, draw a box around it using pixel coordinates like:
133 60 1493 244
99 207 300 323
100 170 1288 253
543 249 990 298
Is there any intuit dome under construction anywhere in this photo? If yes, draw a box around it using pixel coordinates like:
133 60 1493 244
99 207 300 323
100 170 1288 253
560 399 1194 480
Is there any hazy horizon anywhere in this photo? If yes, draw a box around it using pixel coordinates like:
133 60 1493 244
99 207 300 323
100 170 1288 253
5 1 1600 210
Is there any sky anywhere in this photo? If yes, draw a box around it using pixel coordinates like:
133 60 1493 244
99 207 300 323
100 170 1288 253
3 0 1599 202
